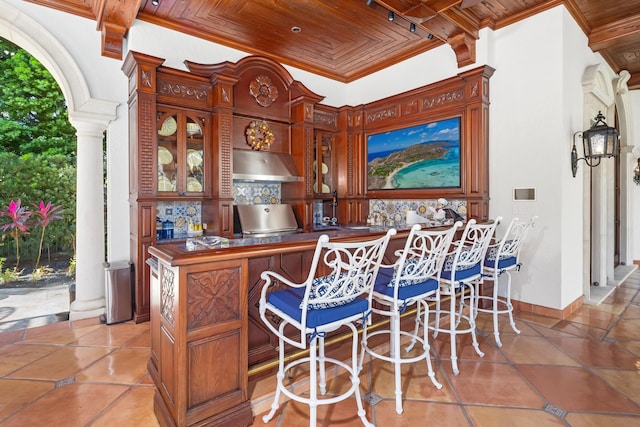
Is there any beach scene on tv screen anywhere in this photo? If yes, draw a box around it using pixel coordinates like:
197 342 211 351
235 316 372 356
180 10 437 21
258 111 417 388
367 117 461 190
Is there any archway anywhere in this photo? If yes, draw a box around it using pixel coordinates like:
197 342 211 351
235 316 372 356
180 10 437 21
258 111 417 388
0 1 118 320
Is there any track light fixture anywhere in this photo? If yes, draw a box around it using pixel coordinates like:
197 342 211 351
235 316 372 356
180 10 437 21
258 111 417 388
410 23 416 33
151 0 159 6
388 11 394 21
366 0 374 6
427 33 434 40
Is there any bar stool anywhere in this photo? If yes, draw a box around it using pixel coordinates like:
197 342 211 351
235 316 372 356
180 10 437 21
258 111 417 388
475 216 537 347
359 222 461 414
429 217 501 375
259 230 396 427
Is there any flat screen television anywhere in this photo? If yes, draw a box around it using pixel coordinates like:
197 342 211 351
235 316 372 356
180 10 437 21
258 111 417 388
367 117 461 190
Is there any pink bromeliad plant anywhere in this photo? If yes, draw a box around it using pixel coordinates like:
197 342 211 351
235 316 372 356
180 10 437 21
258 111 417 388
0 199 32 268
31 201 63 269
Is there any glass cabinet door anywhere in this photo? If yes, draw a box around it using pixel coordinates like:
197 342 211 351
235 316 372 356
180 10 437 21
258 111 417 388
314 132 333 195
157 112 178 193
156 109 206 195
184 115 204 194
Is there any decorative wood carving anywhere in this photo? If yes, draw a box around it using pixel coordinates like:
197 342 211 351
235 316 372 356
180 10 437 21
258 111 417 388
187 268 240 330
158 81 207 100
366 106 398 125
161 267 175 327
141 69 152 88
423 89 464 109
249 75 279 107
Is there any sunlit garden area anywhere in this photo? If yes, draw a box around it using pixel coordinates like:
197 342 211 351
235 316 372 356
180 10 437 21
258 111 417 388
0 37 78 294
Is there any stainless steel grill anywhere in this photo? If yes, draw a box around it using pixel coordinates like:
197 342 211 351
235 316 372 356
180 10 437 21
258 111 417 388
235 204 299 237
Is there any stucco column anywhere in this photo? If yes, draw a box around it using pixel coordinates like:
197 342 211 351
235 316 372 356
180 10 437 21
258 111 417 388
68 119 107 320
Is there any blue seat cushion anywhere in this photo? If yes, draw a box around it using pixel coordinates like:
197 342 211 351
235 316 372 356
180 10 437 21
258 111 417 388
374 268 439 300
484 245 517 269
268 287 369 328
441 256 481 281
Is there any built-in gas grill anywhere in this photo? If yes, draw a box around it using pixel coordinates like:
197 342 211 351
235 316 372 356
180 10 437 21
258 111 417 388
234 204 299 238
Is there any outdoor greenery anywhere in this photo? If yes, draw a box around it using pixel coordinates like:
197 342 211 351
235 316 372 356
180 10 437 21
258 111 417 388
0 37 77 266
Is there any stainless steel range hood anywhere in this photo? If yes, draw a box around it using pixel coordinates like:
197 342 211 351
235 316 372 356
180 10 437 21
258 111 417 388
233 150 302 182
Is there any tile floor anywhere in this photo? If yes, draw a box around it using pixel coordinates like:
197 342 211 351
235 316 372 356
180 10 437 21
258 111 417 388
1 271 639 426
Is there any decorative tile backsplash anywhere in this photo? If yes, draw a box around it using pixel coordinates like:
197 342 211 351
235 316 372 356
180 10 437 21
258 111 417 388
156 201 202 236
233 182 281 205
369 199 467 224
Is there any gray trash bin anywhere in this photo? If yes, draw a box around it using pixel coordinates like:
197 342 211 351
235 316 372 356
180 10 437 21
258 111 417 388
102 261 133 324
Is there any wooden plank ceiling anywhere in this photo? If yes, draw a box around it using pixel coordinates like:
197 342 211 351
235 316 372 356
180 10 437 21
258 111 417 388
25 0 640 88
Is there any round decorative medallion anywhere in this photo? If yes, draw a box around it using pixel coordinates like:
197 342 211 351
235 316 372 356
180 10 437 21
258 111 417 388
246 120 276 151
249 75 279 107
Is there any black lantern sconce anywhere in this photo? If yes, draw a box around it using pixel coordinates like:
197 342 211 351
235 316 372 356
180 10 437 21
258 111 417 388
634 158 640 186
571 111 619 177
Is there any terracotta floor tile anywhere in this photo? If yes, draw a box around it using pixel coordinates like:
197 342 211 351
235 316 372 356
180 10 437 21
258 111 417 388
0 382 128 427
274 397 373 427
91 385 159 427
75 347 150 384
615 339 640 357
373 400 470 426
465 405 565 427
591 368 640 406
363 356 457 404
621 305 640 319
3 271 640 427
8 346 112 381
608 318 640 341
546 336 639 368
513 311 561 328
517 365 640 414
0 343 59 376
0 379 54 420
498 334 581 366
21 323 101 344
565 412 640 426
446 361 544 408
72 321 150 347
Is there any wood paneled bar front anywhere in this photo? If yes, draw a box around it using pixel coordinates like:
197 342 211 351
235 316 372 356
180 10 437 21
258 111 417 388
147 228 409 427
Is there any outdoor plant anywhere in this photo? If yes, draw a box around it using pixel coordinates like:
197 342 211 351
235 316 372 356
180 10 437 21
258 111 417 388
0 199 32 268
0 257 22 284
31 201 63 269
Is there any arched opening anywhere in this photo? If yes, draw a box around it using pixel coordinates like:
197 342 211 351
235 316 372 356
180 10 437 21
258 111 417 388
0 1 118 324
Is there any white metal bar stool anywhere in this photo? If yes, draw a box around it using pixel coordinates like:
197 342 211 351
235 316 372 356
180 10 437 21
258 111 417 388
429 217 501 375
359 222 461 414
475 216 537 347
259 230 395 427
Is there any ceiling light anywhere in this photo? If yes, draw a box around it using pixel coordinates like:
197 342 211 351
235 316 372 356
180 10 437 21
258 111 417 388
151 0 159 6
410 23 416 33
291 26 301 33
388 11 394 21
427 33 434 40
366 0 374 6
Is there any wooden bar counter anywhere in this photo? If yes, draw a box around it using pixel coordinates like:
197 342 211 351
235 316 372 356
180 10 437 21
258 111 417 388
147 226 409 427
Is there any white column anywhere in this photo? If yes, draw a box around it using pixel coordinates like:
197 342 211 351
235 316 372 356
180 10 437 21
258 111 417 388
68 119 107 320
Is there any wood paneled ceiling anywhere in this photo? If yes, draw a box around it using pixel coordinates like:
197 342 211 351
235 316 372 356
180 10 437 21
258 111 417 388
25 0 640 88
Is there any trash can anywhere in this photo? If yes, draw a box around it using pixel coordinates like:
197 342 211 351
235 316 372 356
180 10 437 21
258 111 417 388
102 261 133 325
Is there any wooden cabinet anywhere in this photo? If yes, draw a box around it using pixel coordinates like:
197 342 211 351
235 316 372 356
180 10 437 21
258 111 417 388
156 108 209 197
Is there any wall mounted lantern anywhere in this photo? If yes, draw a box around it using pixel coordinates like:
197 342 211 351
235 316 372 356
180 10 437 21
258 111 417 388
571 111 619 177
634 158 640 186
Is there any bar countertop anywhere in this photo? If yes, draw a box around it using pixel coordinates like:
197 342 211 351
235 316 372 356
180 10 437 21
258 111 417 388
148 225 411 266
